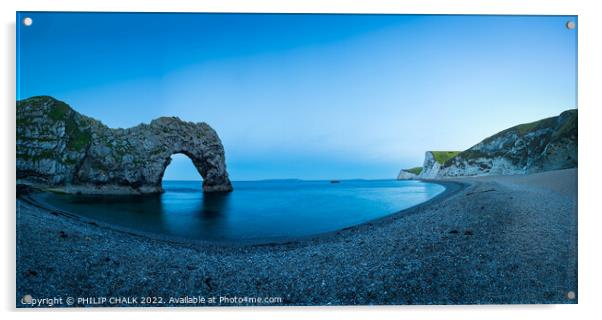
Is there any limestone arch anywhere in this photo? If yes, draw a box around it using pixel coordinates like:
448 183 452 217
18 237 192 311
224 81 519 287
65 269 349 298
16 96 233 194
159 151 205 184
157 149 233 193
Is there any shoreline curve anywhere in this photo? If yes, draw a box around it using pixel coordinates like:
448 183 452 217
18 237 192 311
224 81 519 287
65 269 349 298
19 180 467 249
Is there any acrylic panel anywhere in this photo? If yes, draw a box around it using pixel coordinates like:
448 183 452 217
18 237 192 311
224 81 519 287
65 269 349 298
16 12 578 307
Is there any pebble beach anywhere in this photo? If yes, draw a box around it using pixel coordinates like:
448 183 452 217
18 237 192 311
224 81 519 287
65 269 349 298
16 169 577 307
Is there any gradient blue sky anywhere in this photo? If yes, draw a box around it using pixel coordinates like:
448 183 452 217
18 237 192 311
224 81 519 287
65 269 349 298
17 13 577 181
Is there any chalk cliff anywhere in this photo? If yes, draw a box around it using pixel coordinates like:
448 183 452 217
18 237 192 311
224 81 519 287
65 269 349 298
396 170 417 180
399 109 578 179
417 151 460 179
17 96 233 194
438 109 577 177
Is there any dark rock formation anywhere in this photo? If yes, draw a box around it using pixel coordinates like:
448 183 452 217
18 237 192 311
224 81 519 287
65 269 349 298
438 109 577 177
17 96 233 194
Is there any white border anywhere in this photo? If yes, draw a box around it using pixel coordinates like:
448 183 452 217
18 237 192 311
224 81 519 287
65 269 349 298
2 1 601 319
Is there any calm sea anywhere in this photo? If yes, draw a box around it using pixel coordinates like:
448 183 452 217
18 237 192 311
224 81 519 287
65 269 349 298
36 179 445 243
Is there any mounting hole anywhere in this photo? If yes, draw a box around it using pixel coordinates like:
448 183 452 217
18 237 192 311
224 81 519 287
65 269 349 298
566 21 576 30
22 17 33 27
22 294 32 304
567 291 576 300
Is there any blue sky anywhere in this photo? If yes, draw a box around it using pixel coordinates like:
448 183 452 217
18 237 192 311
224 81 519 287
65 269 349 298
17 13 577 181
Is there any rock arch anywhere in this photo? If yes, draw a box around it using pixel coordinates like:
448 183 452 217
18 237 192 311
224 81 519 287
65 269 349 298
16 96 233 194
158 149 232 193
159 151 205 184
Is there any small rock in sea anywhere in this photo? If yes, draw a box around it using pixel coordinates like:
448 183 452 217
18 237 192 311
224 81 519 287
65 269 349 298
481 206 485 210
449 230 459 234
104 257 111 262
464 229 474 236
59 231 68 238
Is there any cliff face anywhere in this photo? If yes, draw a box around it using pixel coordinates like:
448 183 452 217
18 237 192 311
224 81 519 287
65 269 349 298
396 167 422 180
17 96 233 194
417 151 460 179
396 170 417 180
399 109 578 179
438 110 577 177
418 152 440 179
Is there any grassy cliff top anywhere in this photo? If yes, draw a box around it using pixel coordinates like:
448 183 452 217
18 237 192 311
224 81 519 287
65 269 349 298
403 167 423 175
430 151 461 164
481 109 577 145
447 109 577 164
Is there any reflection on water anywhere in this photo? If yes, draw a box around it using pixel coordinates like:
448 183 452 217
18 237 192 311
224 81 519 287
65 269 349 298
200 192 231 217
157 187 233 236
35 179 445 242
